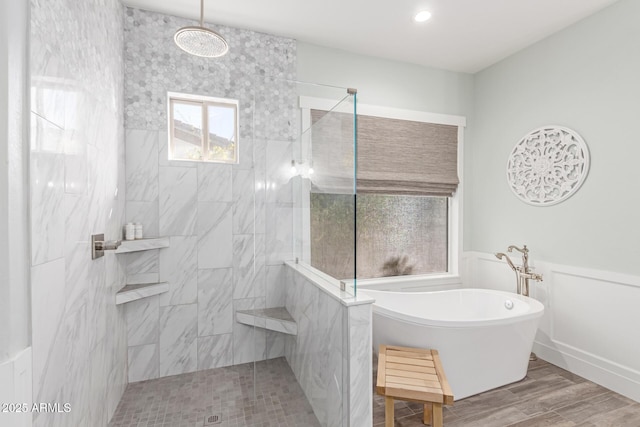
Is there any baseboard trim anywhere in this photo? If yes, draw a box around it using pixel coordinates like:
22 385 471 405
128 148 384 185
533 341 640 403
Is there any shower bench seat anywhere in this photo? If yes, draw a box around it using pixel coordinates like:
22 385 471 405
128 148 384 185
235 307 297 335
377 344 454 427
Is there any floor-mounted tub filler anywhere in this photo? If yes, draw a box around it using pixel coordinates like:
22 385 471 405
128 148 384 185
363 288 544 400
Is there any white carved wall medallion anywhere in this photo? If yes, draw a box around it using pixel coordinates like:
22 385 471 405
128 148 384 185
506 126 590 206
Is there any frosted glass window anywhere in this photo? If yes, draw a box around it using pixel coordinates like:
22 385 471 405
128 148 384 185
168 93 238 163
310 194 447 279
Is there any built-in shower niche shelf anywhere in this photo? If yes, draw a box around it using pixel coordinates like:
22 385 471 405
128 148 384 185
235 307 297 336
114 238 170 305
116 282 169 305
114 237 170 254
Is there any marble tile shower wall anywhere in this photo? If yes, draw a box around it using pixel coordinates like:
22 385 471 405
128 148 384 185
284 268 346 427
122 8 299 381
284 266 373 427
29 0 127 426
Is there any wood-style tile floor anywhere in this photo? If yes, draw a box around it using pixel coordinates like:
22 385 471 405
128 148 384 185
373 356 640 427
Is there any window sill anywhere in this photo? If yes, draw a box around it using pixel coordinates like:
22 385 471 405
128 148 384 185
353 273 463 292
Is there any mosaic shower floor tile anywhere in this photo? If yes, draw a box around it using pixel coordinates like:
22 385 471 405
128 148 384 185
108 357 320 427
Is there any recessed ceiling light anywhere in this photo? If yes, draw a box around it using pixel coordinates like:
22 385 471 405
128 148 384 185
414 10 432 23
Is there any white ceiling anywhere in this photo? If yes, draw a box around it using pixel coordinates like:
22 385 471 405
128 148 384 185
121 0 620 73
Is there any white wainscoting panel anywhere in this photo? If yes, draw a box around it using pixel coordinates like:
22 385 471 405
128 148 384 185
464 251 640 403
466 251 526 294
549 268 640 372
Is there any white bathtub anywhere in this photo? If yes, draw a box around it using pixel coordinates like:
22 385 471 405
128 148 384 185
362 288 544 400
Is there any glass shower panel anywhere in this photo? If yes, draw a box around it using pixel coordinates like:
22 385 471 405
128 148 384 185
248 77 356 427
295 91 358 294
241 75 311 406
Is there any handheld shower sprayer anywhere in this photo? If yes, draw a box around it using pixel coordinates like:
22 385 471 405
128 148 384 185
495 252 517 272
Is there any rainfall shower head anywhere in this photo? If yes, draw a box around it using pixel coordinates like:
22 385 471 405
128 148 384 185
174 0 229 58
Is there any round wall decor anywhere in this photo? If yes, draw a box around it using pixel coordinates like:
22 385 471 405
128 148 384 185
506 126 590 206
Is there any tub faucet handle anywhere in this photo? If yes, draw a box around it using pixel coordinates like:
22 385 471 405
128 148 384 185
521 272 543 282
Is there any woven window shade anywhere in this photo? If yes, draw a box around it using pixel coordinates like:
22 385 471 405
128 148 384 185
310 109 459 196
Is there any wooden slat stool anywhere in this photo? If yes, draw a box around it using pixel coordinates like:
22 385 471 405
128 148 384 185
376 345 454 427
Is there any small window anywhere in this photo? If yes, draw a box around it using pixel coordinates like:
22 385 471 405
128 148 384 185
168 92 238 163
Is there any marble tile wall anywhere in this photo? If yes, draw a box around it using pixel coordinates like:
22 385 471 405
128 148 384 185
284 265 373 427
122 7 298 382
29 0 128 426
348 303 373 427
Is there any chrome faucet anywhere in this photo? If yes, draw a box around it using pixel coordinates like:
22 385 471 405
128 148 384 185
495 245 543 296
496 245 544 362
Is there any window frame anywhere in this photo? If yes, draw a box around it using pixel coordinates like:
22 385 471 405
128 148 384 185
298 96 466 287
167 91 239 164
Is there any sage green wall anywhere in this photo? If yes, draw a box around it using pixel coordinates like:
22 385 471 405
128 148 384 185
296 42 474 116
469 0 640 274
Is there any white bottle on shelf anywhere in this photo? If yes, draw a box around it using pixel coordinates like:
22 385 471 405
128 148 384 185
134 223 143 240
125 223 135 241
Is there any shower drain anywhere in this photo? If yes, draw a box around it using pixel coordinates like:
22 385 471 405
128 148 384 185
204 413 222 425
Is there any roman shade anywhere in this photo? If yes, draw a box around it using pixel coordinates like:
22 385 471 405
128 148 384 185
310 109 459 197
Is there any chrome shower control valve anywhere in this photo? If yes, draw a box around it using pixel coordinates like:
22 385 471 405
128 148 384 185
91 233 122 259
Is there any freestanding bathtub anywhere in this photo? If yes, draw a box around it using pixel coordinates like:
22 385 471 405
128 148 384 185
362 288 544 400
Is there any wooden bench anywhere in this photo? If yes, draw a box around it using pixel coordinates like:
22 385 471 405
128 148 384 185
376 345 454 427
